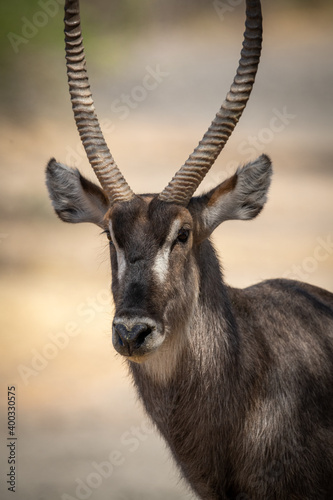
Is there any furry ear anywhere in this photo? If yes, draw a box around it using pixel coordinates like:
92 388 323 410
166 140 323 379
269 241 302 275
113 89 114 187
190 154 272 240
45 159 109 228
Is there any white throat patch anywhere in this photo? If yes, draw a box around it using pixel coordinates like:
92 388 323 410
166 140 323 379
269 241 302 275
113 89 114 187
140 325 188 385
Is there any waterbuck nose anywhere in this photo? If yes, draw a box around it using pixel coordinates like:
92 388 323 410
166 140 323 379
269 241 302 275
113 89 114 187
112 321 155 357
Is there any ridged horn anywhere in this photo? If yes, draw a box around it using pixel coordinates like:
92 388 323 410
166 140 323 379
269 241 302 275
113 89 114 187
64 0 135 205
158 0 263 205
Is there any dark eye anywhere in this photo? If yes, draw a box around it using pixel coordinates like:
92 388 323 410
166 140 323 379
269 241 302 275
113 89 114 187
177 228 189 244
102 230 112 242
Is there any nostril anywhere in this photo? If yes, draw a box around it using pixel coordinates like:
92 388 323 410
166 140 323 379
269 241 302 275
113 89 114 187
128 323 153 348
135 325 152 347
113 323 128 347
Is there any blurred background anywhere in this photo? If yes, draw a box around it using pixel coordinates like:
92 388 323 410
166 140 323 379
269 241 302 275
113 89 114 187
1 0 332 499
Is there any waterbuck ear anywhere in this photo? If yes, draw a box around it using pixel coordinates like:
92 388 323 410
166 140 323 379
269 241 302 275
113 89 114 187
190 154 272 240
45 159 109 228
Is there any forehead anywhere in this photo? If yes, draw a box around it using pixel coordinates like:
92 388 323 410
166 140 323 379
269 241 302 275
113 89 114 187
108 196 192 245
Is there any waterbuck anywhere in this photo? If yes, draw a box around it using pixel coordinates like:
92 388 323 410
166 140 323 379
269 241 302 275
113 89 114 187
46 0 333 498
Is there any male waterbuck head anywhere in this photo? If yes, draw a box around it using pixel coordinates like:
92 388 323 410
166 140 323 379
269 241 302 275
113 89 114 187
46 1 333 498
47 0 271 361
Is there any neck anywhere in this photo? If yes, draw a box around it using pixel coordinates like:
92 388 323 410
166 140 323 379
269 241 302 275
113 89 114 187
129 300 241 499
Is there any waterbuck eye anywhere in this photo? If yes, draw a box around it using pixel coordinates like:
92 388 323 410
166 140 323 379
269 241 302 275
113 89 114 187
177 228 189 244
102 230 112 242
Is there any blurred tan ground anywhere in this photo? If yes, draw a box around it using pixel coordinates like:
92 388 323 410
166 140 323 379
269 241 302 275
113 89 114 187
1 7 333 500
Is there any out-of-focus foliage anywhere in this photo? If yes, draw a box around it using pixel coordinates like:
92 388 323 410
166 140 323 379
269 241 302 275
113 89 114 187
0 0 332 121
1 0 332 54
